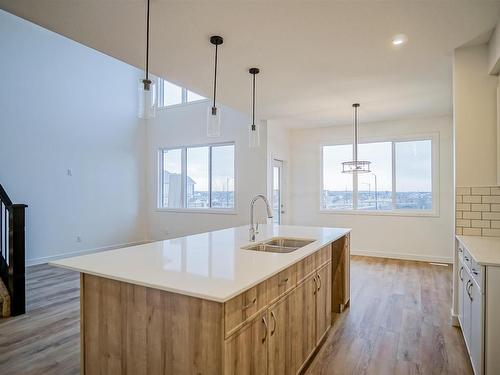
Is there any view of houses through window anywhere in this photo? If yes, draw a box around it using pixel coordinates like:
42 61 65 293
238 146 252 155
158 78 207 107
159 143 235 210
322 139 433 212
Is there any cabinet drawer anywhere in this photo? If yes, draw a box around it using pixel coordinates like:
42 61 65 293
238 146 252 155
315 245 332 268
268 264 297 303
296 254 316 284
225 281 267 337
462 247 473 270
470 259 484 291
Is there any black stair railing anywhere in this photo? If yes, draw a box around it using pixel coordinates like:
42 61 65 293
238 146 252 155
0 184 27 316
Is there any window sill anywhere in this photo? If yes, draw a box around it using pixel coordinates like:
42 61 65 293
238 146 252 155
319 209 439 218
156 208 237 215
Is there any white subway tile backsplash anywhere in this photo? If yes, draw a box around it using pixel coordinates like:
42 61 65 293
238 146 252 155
472 187 491 195
491 187 500 195
463 195 482 203
471 204 490 212
471 220 490 228
483 195 500 204
491 221 500 229
464 211 481 220
456 203 471 211
482 212 500 220
463 228 482 236
456 186 500 237
457 187 471 195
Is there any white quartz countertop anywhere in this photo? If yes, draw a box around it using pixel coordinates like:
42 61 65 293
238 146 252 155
50 225 351 302
456 235 500 266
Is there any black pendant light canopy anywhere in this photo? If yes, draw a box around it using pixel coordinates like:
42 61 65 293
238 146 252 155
207 35 223 137
138 0 156 119
248 68 260 148
341 103 371 173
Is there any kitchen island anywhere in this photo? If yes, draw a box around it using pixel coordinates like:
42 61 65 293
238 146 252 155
51 224 351 375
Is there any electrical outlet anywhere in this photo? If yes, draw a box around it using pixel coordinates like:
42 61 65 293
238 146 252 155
67 168 73 176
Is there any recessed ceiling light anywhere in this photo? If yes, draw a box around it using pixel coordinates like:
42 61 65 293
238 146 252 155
392 34 408 46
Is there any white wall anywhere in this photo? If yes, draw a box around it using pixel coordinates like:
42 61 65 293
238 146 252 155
267 123 292 224
289 116 454 262
146 101 268 240
0 10 147 264
453 44 498 186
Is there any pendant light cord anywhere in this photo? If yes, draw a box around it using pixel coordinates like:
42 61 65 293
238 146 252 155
252 72 256 125
213 44 218 109
145 0 150 80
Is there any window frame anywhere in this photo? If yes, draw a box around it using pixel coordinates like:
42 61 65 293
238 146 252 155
157 79 209 109
319 133 440 217
157 141 237 214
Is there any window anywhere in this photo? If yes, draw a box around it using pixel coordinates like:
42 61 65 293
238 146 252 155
158 79 207 108
321 138 435 213
159 143 235 210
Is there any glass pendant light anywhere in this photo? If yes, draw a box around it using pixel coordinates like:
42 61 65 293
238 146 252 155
138 0 156 119
207 35 223 137
248 68 260 148
341 103 371 173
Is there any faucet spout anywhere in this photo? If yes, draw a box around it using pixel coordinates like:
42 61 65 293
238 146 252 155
249 194 273 242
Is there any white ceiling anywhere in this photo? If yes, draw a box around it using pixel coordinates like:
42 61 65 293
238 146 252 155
1 0 499 128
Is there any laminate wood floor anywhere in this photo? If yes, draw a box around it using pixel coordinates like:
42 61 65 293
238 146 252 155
0 256 472 375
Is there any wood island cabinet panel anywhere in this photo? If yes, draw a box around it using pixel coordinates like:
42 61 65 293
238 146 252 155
267 296 293 375
225 280 268 337
267 264 297 304
82 274 223 375
224 311 268 375
315 245 332 269
296 254 316 285
315 263 332 345
291 276 317 373
331 235 350 318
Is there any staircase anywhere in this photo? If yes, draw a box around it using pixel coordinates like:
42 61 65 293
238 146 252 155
0 184 27 317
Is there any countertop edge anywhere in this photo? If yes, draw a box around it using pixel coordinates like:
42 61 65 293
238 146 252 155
456 235 500 267
50 228 351 303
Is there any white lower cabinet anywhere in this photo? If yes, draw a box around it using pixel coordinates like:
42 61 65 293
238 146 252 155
458 255 484 375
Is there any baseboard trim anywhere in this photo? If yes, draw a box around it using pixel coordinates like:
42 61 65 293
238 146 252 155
351 249 453 264
26 240 150 266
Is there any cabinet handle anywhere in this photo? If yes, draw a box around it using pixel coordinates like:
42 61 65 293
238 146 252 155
270 311 277 336
242 297 257 310
261 316 268 343
313 276 317 295
459 266 464 282
317 274 322 291
279 278 289 286
468 281 474 302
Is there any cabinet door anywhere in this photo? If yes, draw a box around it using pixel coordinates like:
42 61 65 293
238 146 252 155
224 311 268 375
462 278 472 349
268 296 293 375
290 276 316 374
458 264 465 327
343 234 350 307
470 280 484 375
315 264 332 345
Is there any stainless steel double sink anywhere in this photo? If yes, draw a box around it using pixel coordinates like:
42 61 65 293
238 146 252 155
242 237 315 253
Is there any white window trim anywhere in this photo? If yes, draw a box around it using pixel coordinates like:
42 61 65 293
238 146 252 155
157 79 209 109
157 141 237 213
319 132 440 217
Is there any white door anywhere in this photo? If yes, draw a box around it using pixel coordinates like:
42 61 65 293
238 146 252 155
272 159 285 224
